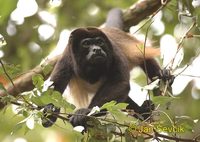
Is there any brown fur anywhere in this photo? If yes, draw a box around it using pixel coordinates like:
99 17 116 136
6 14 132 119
101 27 160 69
68 27 160 108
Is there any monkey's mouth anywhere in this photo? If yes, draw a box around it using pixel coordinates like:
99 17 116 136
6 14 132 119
90 54 106 64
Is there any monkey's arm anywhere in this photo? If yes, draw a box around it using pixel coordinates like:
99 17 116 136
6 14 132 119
89 80 130 108
140 58 161 81
50 54 73 93
42 51 73 127
102 28 161 82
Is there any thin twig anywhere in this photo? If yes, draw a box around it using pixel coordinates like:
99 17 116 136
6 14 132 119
133 0 168 34
0 60 34 106
155 131 199 142
165 22 196 71
0 60 19 93
175 49 200 78
143 21 154 85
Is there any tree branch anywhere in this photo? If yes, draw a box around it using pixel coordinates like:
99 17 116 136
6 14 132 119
123 0 171 30
0 56 58 108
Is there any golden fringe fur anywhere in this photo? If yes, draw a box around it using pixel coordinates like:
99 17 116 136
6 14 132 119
69 77 104 108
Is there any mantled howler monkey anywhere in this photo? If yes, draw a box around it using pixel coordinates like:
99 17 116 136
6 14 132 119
42 8 161 128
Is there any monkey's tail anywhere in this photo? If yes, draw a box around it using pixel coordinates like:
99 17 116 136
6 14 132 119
105 8 124 30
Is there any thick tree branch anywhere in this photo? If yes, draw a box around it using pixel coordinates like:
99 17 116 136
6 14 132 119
0 0 171 108
7 56 58 96
123 0 171 30
0 56 58 108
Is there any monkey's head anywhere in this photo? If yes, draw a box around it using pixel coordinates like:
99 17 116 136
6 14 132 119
69 27 114 83
80 37 107 64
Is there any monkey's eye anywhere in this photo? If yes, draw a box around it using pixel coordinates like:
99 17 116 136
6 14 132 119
95 37 105 47
81 39 91 48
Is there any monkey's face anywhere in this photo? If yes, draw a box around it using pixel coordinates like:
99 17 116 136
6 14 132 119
70 28 114 83
70 28 113 67
79 37 107 65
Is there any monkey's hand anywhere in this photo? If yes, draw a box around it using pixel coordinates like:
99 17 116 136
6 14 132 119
159 69 175 86
69 108 91 129
134 100 155 120
41 103 60 127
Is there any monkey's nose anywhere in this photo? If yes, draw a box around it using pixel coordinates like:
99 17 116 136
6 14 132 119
91 45 103 55
94 49 102 54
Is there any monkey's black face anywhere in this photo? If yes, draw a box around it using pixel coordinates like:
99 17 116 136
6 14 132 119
70 28 114 83
75 36 113 83
80 37 107 65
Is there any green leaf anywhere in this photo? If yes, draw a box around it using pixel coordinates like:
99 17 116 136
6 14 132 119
137 136 145 142
125 129 136 142
51 90 75 112
31 89 75 112
22 110 29 118
42 64 53 76
31 96 44 106
114 103 128 110
31 90 55 106
60 99 76 113
32 74 44 91
152 96 174 105
87 122 114 142
109 109 128 123
101 101 128 110
101 101 117 110
0 64 21 78
175 116 197 133
101 101 135 123
39 90 55 104
51 91 63 101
